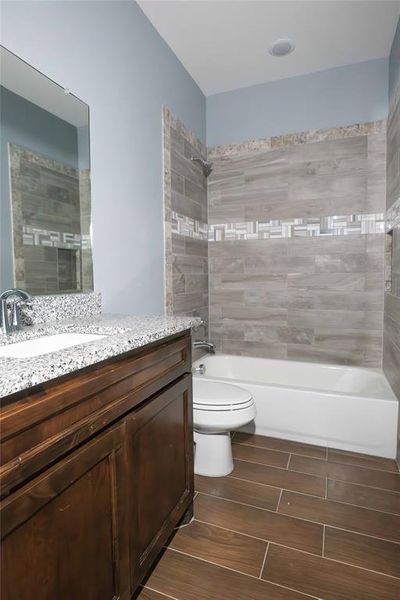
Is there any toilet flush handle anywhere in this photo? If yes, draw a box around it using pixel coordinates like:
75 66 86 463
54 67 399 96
193 364 206 375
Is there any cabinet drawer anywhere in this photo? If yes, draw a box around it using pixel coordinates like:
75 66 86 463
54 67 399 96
0 332 191 497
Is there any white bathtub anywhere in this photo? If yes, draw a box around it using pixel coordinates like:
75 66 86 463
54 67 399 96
192 354 399 459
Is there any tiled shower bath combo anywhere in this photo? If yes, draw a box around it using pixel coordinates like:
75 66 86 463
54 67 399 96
207 121 387 367
163 107 209 347
9 143 93 295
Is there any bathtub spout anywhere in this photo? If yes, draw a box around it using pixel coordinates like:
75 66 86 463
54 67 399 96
193 340 216 354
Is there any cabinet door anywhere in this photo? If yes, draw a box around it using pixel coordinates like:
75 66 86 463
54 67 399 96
128 374 193 588
1 424 130 600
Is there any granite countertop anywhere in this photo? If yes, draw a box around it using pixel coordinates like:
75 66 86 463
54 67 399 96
0 314 200 399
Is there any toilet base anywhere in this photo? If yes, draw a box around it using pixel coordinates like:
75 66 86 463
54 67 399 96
194 430 234 477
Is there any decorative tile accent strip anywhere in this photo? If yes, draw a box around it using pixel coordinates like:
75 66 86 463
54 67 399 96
208 120 386 159
386 196 400 232
172 212 208 240
208 213 385 241
22 226 92 250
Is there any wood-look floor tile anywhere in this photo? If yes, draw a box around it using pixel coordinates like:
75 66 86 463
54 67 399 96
136 588 175 600
169 519 267 577
195 493 323 555
232 442 289 468
327 479 400 515
262 544 399 600
231 459 326 497
278 490 400 543
234 432 326 459
327 448 399 473
324 527 400 579
195 474 281 511
145 548 314 600
289 454 400 492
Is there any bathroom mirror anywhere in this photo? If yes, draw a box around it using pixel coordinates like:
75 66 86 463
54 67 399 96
0 46 93 295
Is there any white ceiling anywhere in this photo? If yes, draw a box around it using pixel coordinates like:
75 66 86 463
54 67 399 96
138 0 400 96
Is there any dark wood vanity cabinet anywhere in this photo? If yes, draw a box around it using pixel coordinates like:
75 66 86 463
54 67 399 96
0 332 193 600
1 424 131 600
127 374 193 589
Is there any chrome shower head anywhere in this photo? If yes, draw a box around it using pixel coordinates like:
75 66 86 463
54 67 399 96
191 156 213 178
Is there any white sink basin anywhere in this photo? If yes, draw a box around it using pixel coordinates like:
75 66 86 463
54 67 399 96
0 333 106 358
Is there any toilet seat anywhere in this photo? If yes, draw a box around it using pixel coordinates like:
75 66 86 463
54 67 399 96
193 379 253 411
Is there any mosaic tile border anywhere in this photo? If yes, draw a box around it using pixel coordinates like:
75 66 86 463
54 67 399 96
208 213 385 241
23 226 91 250
169 212 385 241
172 212 208 240
207 120 386 159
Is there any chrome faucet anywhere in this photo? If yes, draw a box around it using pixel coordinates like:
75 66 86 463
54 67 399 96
0 288 32 335
193 340 216 354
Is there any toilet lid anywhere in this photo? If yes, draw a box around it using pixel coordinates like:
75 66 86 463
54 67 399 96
193 379 253 410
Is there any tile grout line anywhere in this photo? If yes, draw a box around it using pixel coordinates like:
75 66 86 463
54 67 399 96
222 472 400 515
231 456 292 470
197 477 400 517
232 440 290 460
276 488 284 512
239 458 400 495
235 440 399 474
173 522 400 581
286 453 291 470
195 493 400 546
322 525 326 558
258 542 269 578
165 546 322 599
142 585 180 600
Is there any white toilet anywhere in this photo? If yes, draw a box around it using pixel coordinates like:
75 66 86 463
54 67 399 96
193 379 256 477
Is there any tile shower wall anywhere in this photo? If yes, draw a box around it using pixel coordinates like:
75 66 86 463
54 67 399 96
163 108 209 342
9 144 93 294
208 122 386 366
383 86 400 461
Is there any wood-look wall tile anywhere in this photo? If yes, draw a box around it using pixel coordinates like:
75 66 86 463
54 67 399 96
220 339 287 359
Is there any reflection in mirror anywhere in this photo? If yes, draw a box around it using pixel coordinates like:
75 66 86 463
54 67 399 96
0 46 93 295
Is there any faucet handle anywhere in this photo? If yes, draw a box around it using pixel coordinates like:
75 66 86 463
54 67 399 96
0 299 11 335
10 301 21 330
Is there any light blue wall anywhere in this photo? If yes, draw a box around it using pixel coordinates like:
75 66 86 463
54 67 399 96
389 18 400 103
1 0 206 315
0 86 80 291
207 59 389 146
